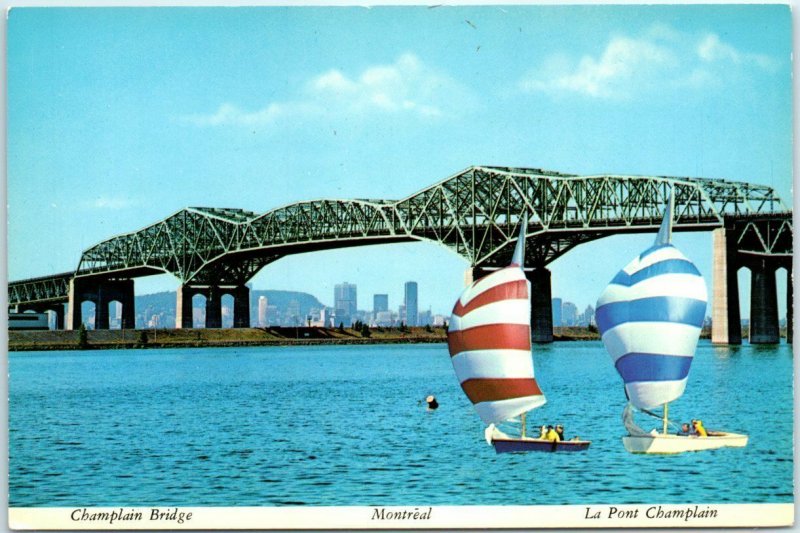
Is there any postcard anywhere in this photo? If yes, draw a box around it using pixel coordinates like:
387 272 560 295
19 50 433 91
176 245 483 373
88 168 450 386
6 4 794 530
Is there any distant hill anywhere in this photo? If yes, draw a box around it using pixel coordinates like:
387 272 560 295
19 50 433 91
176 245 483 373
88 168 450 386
133 289 327 328
251 289 328 318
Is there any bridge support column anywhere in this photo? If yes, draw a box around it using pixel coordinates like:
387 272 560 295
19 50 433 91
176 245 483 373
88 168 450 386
96 294 110 330
711 228 742 345
66 279 134 330
97 279 135 330
787 264 793 344
206 286 222 329
66 279 83 331
526 267 553 344
749 260 779 344
22 304 65 330
232 285 251 328
175 286 195 329
47 304 65 330
464 266 495 286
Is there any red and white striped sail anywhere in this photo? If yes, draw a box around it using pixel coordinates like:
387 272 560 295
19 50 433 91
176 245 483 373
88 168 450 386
447 222 546 426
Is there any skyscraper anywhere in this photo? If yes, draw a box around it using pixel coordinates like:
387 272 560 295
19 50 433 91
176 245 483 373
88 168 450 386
404 281 418 326
562 301 578 326
258 296 268 326
373 294 389 313
334 282 357 326
552 297 563 327
582 304 596 326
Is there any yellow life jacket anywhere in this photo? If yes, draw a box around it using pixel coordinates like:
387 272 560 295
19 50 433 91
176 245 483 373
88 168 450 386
546 429 561 442
695 422 708 437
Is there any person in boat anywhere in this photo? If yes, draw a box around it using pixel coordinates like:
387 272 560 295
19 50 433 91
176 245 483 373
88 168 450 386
545 425 561 442
425 395 439 410
555 424 565 441
693 419 708 437
538 425 548 439
678 423 692 436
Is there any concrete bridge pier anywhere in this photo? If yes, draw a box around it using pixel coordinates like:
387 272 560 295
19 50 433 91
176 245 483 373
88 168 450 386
464 266 495 286
14 303 64 329
175 284 250 328
787 265 793 344
749 259 780 344
205 286 222 328
45 303 65 330
231 285 251 328
175 285 195 329
67 278 135 330
464 266 554 343
526 267 554 343
711 228 742 345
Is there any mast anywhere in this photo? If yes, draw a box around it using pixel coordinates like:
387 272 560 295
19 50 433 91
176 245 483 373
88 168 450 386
663 403 669 435
516 214 528 441
654 188 675 246
511 214 527 268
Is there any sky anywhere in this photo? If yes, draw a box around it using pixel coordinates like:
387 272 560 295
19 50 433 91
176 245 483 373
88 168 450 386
7 5 793 319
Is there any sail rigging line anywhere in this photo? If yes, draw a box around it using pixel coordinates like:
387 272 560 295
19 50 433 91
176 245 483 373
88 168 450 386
633 403 683 432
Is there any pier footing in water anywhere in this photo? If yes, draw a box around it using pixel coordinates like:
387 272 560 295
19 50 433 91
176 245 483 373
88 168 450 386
527 267 553 344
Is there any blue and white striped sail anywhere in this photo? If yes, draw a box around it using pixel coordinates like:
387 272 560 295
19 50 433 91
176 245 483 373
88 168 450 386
595 193 708 409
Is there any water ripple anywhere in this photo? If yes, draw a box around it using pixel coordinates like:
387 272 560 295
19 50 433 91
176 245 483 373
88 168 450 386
8 342 793 507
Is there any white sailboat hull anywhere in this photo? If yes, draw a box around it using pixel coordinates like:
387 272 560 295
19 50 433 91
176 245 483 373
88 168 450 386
622 432 748 454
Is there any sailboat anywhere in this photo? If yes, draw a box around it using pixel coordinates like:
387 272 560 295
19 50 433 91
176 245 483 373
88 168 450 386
596 191 748 454
447 218 591 453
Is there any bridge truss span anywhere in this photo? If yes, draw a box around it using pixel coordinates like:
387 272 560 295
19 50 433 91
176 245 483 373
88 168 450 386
70 166 790 283
9 166 791 339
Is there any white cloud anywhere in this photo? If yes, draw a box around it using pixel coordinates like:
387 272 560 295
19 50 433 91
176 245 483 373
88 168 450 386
521 36 677 98
182 53 470 127
697 33 778 70
520 25 779 99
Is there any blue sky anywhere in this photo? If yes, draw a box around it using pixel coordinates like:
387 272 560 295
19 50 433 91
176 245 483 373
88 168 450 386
7 5 792 318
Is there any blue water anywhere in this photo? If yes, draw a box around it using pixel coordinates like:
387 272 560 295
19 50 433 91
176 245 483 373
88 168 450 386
8 341 793 507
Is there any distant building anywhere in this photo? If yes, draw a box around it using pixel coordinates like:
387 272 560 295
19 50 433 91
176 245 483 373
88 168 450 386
286 299 302 326
418 309 432 326
193 306 205 328
405 281 419 326
398 304 406 325
221 304 232 326
111 302 122 329
374 294 389 313
258 296 268 326
375 310 394 326
581 305 596 327
562 301 578 326
552 297 563 327
433 314 447 327
334 282 357 326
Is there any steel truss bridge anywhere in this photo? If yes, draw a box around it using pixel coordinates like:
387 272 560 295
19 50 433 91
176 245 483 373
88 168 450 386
8 165 793 340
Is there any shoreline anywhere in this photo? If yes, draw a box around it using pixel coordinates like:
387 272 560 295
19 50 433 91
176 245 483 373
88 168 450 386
8 326 751 352
7 326 608 352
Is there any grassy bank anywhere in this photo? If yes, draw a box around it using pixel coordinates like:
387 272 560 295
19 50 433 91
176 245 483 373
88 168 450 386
8 325 615 351
8 326 449 351
14 325 766 352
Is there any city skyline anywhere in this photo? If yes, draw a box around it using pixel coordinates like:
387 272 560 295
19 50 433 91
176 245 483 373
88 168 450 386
7 6 792 322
